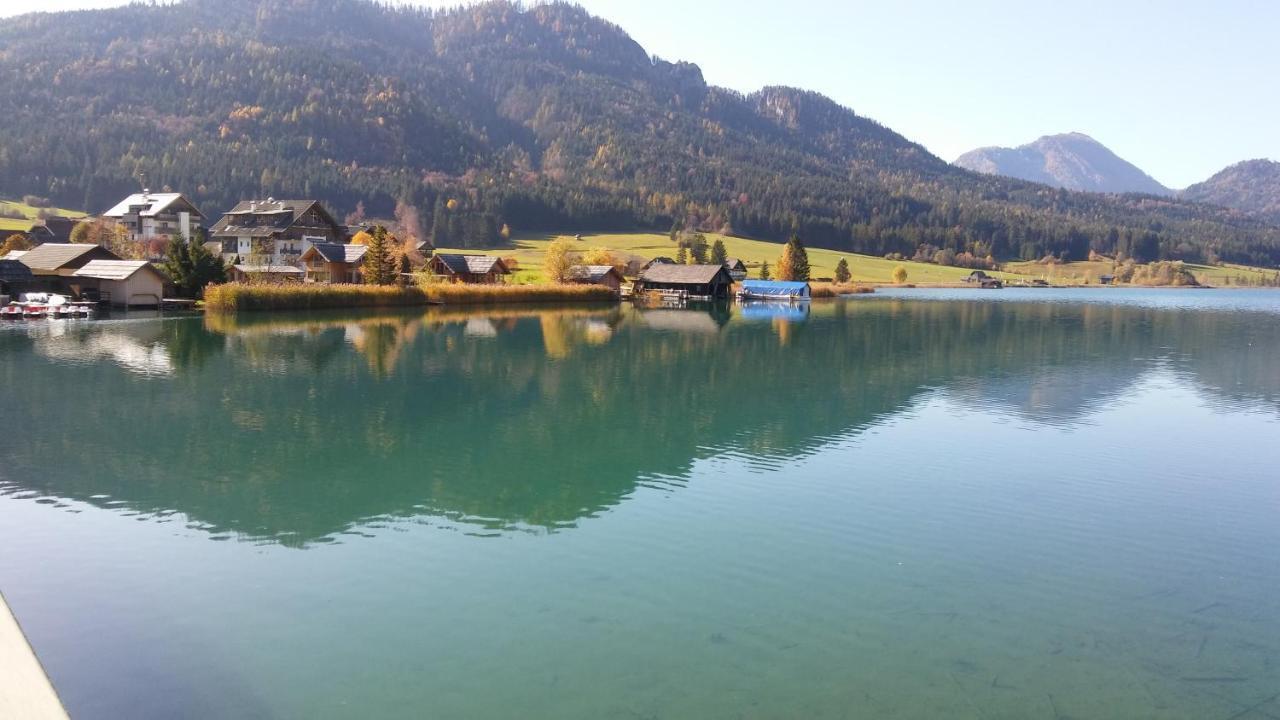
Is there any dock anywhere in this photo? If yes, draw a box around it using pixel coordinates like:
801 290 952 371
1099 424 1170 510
0 591 69 719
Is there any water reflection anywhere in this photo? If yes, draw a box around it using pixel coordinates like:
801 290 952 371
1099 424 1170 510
2 293 1278 546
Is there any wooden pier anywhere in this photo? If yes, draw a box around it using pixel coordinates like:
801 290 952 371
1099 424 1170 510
0 591 68 719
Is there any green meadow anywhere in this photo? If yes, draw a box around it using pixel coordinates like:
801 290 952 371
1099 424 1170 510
440 232 1011 284
0 199 85 233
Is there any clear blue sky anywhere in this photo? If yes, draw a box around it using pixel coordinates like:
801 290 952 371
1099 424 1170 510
8 0 1278 188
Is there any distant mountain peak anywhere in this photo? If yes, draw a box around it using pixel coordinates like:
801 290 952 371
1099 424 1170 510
1182 159 1280 224
955 132 1172 196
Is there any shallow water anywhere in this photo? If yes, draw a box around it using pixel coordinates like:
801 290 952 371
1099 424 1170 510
2 289 1280 719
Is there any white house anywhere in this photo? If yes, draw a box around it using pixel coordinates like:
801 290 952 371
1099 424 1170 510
101 191 205 244
72 260 166 308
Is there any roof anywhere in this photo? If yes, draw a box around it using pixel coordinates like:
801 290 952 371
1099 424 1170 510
433 253 509 275
740 280 809 296
18 243 115 272
233 265 304 274
0 259 34 284
724 257 746 269
638 263 731 284
2 250 28 260
209 199 339 238
307 243 368 264
102 192 202 219
566 265 620 282
73 260 162 281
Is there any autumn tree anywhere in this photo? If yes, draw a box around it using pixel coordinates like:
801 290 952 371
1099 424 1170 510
776 233 810 281
543 236 574 282
892 265 908 284
350 230 374 245
834 258 851 284
361 225 401 285
1 233 32 255
710 238 728 266
581 246 624 274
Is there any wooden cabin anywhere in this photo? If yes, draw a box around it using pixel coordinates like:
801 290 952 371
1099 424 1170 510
229 264 304 284
300 243 367 284
428 254 511 284
724 258 748 281
565 265 624 293
71 260 166 308
18 243 122 293
633 263 734 299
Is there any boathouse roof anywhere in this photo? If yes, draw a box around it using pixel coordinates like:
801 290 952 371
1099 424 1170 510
73 260 162 281
638 263 731 285
18 243 119 272
433 254 509 275
566 265 620 282
740 280 809 296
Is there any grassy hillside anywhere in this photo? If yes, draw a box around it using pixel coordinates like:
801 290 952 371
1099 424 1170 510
1004 259 1279 287
0 199 84 233
440 232 1011 285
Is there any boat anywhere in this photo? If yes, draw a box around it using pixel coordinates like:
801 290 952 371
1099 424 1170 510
1 304 24 318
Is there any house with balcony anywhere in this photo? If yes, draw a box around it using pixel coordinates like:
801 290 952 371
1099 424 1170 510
101 191 204 244
209 199 346 266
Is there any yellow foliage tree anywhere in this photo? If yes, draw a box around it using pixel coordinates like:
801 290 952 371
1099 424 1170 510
892 265 908 284
2 233 33 255
580 246 624 274
350 230 374 245
543 237 574 283
775 252 794 281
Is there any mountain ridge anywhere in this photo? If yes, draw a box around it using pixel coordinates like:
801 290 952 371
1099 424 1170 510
0 0 1278 265
1182 159 1280 225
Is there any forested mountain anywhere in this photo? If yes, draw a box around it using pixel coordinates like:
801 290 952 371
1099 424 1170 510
1 0 1279 264
954 133 1173 196
1182 160 1280 225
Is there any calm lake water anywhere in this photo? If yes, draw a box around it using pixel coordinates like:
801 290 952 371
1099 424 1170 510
3 288 1280 719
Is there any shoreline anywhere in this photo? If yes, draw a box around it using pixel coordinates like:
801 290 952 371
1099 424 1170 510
0 591 68 719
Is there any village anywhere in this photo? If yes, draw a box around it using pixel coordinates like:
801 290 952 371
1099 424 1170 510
0 190 833 316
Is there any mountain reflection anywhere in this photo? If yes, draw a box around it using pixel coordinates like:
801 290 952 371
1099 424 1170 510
1 294 1277 546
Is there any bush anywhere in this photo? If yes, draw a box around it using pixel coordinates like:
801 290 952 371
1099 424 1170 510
892 266 908 284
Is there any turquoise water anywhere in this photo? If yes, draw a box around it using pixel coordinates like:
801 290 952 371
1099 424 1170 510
2 289 1280 719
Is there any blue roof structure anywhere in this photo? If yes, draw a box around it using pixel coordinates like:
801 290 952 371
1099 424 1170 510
739 280 810 297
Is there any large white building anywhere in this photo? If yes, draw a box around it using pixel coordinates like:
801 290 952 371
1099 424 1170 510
101 191 205 243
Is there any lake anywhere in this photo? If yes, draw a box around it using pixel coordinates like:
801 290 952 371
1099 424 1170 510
3 288 1280 719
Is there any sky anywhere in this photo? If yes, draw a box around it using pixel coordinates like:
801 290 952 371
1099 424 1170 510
4 0 1278 188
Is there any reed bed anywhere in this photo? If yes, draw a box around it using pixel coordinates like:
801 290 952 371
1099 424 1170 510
809 283 875 298
205 282 618 312
423 283 617 305
205 283 429 312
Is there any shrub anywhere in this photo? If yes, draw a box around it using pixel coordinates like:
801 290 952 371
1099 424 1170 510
892 266 908 284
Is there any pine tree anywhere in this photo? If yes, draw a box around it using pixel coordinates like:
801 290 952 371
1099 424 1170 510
161 232 226 298
759 260 770 280
710 238 728 266
834 258 851 284
676 246 688 264
362 225 399 285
